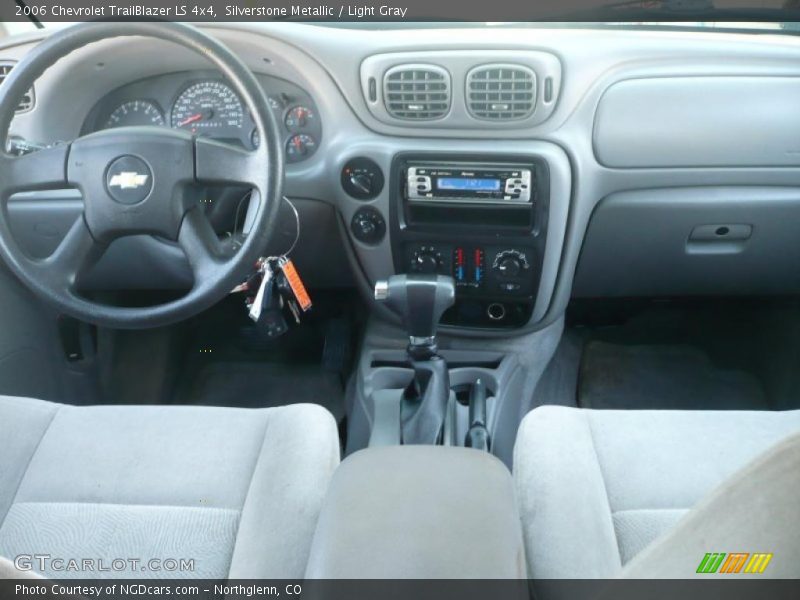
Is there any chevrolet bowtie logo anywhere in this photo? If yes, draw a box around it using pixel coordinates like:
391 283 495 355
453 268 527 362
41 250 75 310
109 172 149 190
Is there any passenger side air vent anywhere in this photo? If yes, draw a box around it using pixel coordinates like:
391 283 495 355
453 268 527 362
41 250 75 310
383 65 450 120
0 63 35 113
467 64 535 121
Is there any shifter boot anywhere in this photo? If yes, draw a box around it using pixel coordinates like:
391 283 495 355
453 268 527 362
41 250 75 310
401 352 450 445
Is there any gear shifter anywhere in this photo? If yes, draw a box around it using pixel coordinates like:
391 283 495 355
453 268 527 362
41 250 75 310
374 274 455 444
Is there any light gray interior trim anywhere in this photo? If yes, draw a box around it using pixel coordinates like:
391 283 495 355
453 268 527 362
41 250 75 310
621 432 800 579
514 406 800 578
573 186 800 297
0 397 341 580
0 396 59 527
360 50 560 129
347 316 563 464
228 405 342 579
305 446 527 579
0 502 240 579
594 77 800 168
0 556 43 580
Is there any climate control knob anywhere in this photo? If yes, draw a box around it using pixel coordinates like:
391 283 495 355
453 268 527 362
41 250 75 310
415 253 439 274
410 246 443 274
493 250 529 278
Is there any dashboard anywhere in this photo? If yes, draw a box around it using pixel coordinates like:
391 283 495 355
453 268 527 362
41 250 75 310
4 23 800 336
81 70 322 162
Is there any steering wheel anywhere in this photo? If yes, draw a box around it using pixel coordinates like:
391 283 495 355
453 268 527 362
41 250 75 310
0 22 283 329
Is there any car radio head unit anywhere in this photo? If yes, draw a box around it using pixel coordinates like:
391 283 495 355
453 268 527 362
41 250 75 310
406 163 532 205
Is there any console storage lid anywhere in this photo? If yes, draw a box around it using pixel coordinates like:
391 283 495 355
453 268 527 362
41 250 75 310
304 446 527 578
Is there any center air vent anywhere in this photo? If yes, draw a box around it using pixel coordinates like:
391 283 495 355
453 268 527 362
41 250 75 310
0 63 35 113
383 65 450 121
467 64 535 121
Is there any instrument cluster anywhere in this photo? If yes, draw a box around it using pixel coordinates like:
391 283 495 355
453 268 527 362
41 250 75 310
84 71 322 163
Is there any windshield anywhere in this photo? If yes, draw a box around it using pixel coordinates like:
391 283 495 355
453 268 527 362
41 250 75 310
0 22 39 37
311 21 800 32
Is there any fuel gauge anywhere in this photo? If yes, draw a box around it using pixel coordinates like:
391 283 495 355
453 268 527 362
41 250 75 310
286 134 317 162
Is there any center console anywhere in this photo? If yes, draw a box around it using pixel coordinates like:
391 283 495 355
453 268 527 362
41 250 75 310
305 445 527 579
391 153 550 329
339 142 569 462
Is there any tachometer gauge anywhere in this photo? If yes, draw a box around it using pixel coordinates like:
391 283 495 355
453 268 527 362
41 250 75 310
286 134 317 162
171 81 244 132
104 100 165 129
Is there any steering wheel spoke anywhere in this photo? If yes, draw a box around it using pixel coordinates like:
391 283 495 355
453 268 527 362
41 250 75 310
178 207 225 283
36 215 104 291
0 144 70 198
194 136 261 189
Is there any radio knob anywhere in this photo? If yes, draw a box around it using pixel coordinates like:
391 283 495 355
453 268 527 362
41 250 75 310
493 250 528 278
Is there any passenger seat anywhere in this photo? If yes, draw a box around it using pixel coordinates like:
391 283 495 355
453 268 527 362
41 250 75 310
513 406 800 578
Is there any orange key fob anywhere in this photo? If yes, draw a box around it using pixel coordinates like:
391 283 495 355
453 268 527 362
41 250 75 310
280 258 312 312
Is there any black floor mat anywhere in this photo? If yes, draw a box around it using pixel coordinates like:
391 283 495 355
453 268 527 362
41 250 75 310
168 292 359 417
578 341 768 410
537 298 800 411
177 361 344 419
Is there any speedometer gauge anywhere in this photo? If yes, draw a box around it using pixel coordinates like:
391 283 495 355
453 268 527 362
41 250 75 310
104 100 165 129
171 81 244 132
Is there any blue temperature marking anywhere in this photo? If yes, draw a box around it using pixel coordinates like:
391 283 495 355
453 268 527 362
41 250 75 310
456 266 465 281
475 267 483 282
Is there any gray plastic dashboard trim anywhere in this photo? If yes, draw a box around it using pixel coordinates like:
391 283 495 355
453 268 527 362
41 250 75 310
594 76 800 168
360 50 560 130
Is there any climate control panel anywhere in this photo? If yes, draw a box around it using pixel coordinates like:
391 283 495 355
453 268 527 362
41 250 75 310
402 242 535 327
404 243 534 297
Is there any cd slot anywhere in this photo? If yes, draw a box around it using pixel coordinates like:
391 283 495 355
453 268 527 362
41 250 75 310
407 196 531 206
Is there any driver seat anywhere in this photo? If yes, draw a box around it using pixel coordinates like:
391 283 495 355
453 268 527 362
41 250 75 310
0 395 340 579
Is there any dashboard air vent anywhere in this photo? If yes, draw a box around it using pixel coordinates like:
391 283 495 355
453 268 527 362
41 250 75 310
467 64 535 120
0 63 35 113
383 65 450 120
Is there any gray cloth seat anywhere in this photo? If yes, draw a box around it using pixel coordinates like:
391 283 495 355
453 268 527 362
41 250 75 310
513 405 800 578
0 395 340 579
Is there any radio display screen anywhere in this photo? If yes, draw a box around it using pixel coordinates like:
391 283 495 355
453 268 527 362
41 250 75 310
437 177 501 192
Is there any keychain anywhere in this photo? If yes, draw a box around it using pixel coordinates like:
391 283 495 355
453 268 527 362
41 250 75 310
232 198 312 338
256 260 289 338
247 258 273 323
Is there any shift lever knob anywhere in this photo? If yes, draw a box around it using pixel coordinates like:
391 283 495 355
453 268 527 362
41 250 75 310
374 274 455 345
